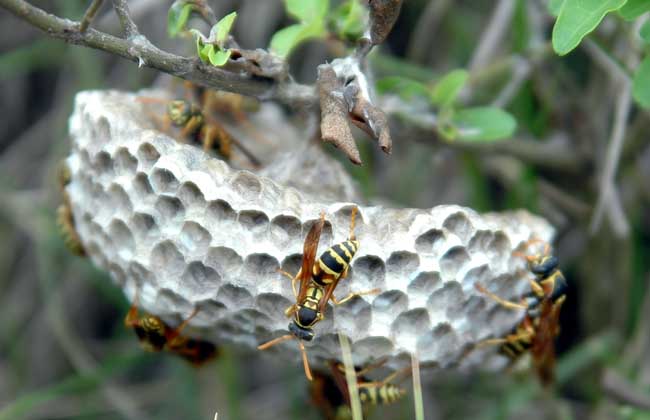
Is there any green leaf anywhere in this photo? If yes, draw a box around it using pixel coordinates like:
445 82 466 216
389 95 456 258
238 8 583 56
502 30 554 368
167 1 193 38
375 76 429 99
633 56 650 108
552 0 627 55
210 11 237 47
285 0 329 22
452 107 517 141
191 30 211 62
270 24 306 58
430 69 469 107
331 0 366 41
619 0 650 20
269 22 326 57
208 48 232 66
640 21 650 43
548 0 565 16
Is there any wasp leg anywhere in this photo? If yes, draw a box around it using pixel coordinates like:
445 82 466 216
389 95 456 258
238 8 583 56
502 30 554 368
528 278 545 296
475 283 528 310
284 304 298 317
474 331 533 349
277 268 299 298
354 358 388 377
124 290 141 328
166 307 199 342
357 366 411 389
330 288 380 306
257 334 294 350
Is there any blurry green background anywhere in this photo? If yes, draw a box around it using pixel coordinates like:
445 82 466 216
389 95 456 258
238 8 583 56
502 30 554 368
1 0 649 419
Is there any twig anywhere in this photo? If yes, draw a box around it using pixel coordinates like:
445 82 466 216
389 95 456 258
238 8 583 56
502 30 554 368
79 0 104 33
0 0 316 106
366 0 404 46
589 83 632 236
406 0 451 62
111 0 139 38
491 56 532 108
318 64 360 164
468 0 516 73
602 369 650 410
392 109 586 173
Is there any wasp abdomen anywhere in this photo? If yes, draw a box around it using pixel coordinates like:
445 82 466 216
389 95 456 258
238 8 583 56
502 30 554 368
358 383 405 405
314 239 359 284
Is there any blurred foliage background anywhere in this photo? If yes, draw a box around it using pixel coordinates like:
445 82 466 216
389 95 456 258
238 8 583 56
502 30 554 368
1 0 650 419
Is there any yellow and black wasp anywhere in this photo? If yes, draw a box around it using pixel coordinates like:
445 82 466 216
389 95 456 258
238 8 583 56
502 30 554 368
310 360 407 420
166 99 233 160
57 162 85 257
124 294 218 366
475 238 567 386
257 208 378 381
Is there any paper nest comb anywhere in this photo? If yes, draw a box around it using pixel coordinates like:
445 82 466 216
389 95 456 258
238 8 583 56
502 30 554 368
64 90 554 372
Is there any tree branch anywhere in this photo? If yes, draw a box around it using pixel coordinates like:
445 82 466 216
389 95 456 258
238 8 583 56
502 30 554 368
0 0 317 107
79 0 104 33
111 0 140 38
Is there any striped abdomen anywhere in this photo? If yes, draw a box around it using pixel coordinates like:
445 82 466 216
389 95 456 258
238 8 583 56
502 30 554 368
358 383 405 405
500 320 535 359
313 239 360 286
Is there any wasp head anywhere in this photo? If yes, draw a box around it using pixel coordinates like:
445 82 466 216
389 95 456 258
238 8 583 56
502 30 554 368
167 100 202 126
529 254 558 277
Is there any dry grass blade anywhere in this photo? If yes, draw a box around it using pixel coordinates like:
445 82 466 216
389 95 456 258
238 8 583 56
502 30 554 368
338 333 363 420
411 352 424 420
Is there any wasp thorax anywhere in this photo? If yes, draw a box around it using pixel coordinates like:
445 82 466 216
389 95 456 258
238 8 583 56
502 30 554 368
168 100 201 126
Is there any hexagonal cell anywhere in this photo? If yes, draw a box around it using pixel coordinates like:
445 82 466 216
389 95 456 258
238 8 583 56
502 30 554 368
108 219 135 258
133 172 154 196
107 183 133 215
130 212 158 240
255 293 294 324
427 281 464 323
150 240 185 278
415 228 446 254
150 168 179 194
180 261 221 298
114 147 138 176
386 251 420 290
178 181 206 209
137 142 161 169
352 255 386 290
241 253 280 290
204 246 243 280
216 284 254 309
439 246 471 280
392 308 431 350
238 210 270 235
443 211 475 244
94 151 114 176
207 199 236 223
407 271 441 307
333 296 372 338
154 195 185 222
179 222 212 253
231 171 262 200
269 215 302 247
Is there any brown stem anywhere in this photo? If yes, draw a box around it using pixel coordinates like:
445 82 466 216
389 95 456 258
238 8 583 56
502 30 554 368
79 0 104 33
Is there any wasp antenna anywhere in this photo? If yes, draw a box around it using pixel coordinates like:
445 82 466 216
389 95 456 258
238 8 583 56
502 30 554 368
257 334 294 351
298 341 313 381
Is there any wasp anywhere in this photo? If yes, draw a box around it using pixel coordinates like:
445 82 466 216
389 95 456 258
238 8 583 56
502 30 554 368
257 208 378 381
475 238 567 385
166 99 233 160
310 360 407 419
124 294 218 366
57 162 85 257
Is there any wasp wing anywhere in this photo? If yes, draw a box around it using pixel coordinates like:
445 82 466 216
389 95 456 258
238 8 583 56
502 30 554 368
531 297 565 386
297 212 325 304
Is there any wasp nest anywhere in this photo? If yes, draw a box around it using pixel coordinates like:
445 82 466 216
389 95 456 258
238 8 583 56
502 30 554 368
64 90 554 371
